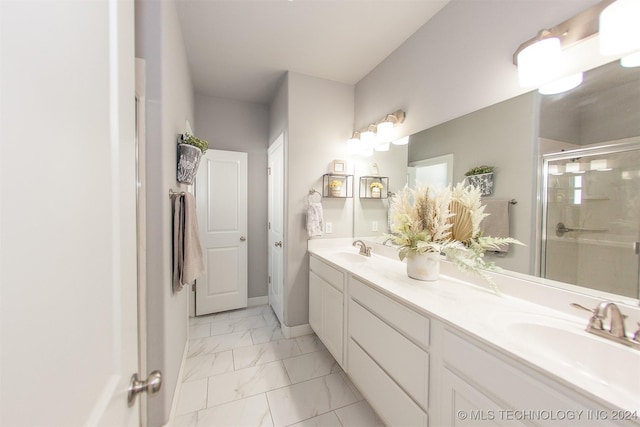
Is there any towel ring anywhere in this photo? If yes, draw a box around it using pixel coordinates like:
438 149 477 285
308 189 322 203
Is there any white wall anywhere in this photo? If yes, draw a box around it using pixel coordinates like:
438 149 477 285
354 0 601 136
282 72 355 327
194 94 270 299
136 1 194 425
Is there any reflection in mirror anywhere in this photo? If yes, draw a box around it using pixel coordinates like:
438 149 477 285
408 153 453 188
542 144 640 299
354 59 640 305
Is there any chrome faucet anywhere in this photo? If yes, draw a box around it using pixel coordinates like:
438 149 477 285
352 240 371 257
597 301 626 338
382 237 394 246
571 301 640 350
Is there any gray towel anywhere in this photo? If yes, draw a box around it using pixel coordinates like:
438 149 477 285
172 192 205 292
480 198 511 254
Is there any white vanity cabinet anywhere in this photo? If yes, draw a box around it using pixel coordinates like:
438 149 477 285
438 328 631 427
308 255 345 366
347 275 430 426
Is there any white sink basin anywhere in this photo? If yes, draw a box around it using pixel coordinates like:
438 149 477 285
502 315 640 395
333 251 370 264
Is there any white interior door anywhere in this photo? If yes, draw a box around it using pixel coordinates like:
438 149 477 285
195 150 249 315
268 136 285 324
0 0 140 425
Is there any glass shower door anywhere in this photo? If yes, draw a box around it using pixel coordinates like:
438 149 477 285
541 143 640 299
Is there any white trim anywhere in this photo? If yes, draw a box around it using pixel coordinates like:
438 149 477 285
164 339 189 427
248 296 269 307
281 323 313 339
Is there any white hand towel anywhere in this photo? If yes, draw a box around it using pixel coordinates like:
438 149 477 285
306 202 324 237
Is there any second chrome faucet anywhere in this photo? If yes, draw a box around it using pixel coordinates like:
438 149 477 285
571 301 640 350
353 240 371 257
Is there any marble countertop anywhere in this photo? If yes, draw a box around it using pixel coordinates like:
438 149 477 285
308 244 640 416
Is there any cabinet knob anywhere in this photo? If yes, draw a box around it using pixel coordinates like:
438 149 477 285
240 236 247 241
275 241 283 247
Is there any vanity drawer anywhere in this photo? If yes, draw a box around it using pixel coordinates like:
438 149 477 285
350 299 429 408
310 255 344 291
349 276 430 349
348 338 428 427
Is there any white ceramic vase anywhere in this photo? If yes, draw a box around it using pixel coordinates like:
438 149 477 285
406 252 440 281
371 187 381 198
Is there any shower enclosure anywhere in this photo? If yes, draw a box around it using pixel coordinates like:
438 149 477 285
541 142 640 299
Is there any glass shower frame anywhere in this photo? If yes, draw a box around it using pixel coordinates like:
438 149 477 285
540 140 640 299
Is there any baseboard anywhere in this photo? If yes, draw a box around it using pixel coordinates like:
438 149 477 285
164 339 189 427
248 296 269 307
281 322 313 339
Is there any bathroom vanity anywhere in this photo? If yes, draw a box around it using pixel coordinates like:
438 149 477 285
308 240 640 427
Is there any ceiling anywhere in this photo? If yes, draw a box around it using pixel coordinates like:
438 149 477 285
176 0 450 105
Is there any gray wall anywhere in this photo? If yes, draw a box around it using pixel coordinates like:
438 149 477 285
194 94 270 298
409 93 538 274
136 1 194 425
354 0 601 138
281 72 355 328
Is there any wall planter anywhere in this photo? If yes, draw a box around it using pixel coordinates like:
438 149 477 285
177 133 208 185
466 172 494 196
464 165 494 196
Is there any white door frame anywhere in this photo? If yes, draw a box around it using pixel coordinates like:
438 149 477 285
135 57 149 426
268 134 285 325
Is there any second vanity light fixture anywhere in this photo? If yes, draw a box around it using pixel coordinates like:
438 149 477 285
514 0 640 95
347 110 406 156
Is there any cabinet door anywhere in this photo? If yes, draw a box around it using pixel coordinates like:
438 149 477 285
322 281 343 364
441 368 525 427
309 272 322 337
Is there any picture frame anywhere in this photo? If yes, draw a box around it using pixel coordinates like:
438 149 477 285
330 159 347 174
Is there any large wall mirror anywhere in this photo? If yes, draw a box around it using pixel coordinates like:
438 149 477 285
354 57 640 307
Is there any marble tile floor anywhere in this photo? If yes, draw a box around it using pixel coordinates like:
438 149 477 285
173 304 385 427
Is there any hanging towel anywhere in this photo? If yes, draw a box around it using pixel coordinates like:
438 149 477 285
306 202 324 237
480 198 511 254
172 192 205 292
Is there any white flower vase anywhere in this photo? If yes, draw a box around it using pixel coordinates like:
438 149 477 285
371 187 381 198
406 252 440 281
331 187 342 197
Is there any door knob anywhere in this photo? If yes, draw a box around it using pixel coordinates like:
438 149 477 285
240 236 247 241
128 370 162 406
275 241 283 247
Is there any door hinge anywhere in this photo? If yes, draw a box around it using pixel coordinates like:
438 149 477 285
192 283 196 292
268 276 271 284
268 222 271 230
268 167 271 175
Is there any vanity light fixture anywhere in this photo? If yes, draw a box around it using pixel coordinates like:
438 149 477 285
590 158 613 171
516 36 563 88
392 136 409 146
513 1 618 93
346 110 406 156
347 131 361 156
565 161 587 174
621 51 640 68
548 164 565 175
538 72 584 95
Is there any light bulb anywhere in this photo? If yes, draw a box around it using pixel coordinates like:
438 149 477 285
517 38 562 87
